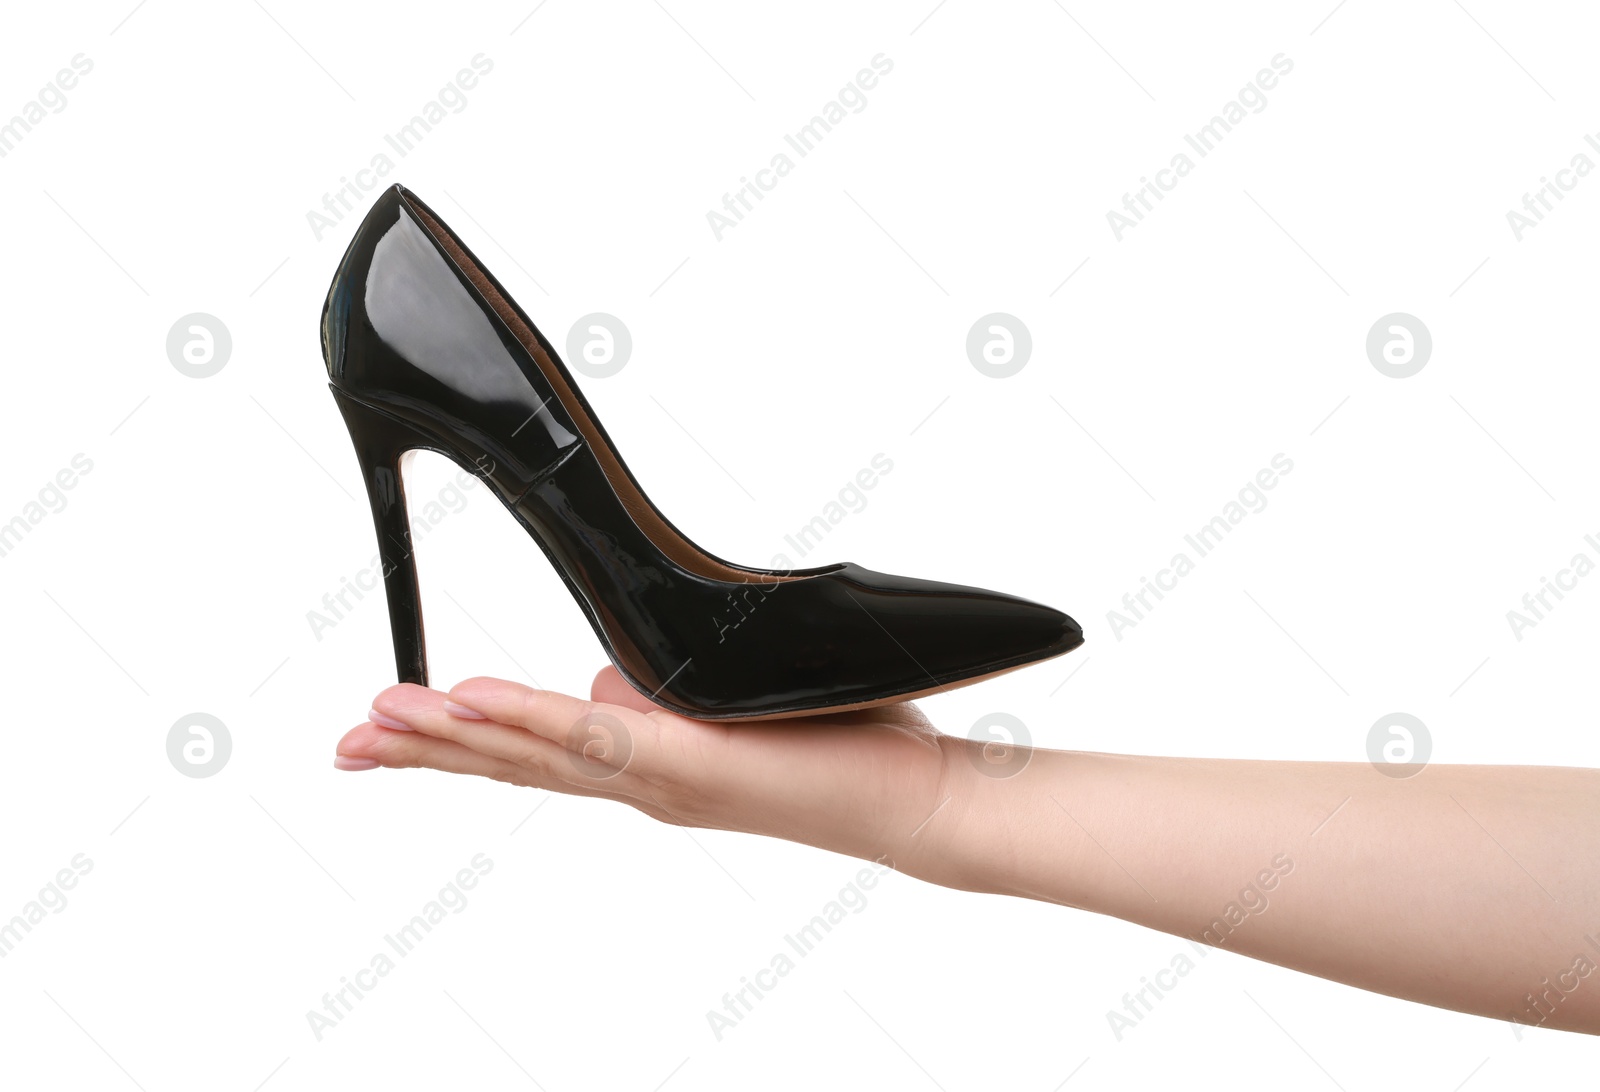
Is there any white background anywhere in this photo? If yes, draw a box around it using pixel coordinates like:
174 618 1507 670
1 0 1596 1087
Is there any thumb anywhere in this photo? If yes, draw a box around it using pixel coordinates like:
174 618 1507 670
590 665 678 716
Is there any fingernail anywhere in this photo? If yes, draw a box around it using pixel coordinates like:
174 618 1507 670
443 700 488 720
334 755 380 771
368 709 413 731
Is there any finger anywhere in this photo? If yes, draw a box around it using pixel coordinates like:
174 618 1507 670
446 676 665 775
335 720 541 786
334 720 679 820
444 676 597 742
372 682 565 760
370 683 650 793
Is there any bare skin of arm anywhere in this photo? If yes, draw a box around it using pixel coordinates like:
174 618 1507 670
337 669 1600 1035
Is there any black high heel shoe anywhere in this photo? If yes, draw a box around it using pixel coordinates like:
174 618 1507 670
321 184 1082 720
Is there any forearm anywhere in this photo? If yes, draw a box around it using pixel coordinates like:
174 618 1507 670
910 743 1600 1033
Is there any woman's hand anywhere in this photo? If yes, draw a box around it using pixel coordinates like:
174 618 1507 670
335 668 962 875
335 670 1600 1032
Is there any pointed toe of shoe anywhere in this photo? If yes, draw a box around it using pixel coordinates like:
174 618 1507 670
1044 604 1086 656
823 564 1084 697
919 588 1084 678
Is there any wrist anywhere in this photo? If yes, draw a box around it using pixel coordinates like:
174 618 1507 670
895 738 1097 906
884 735 1010 893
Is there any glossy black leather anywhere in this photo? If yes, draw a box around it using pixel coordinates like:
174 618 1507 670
322 184 1082 718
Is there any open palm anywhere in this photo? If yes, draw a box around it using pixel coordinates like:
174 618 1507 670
337 668 958 867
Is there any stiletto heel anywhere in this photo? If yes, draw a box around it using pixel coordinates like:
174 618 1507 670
331 386 431 687
321 183 1083 719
